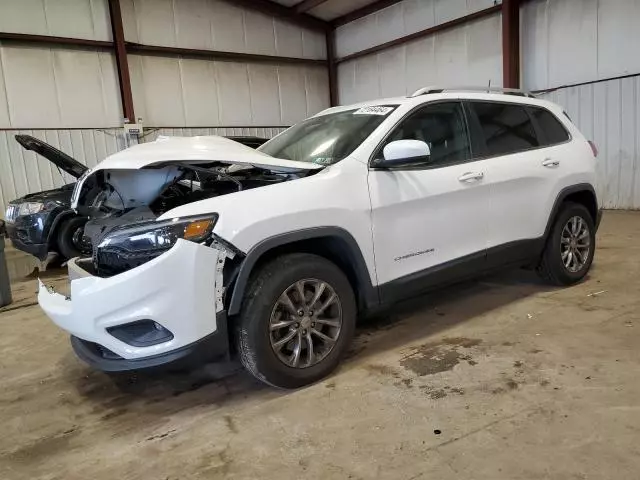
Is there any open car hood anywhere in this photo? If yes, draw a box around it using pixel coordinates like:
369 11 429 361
90 135 324 173
15 134 88 179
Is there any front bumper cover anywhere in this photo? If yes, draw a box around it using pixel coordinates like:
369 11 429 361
38 239 232 370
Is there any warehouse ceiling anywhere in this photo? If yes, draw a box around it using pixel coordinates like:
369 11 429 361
271 0 385 21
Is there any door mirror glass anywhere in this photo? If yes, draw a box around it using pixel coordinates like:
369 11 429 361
377 140 431 168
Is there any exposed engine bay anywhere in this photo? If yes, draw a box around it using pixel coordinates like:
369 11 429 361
81 162 305 255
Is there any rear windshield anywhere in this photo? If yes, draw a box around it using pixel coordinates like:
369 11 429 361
259 105 397 165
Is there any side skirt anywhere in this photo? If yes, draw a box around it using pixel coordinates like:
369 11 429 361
377 238 545 306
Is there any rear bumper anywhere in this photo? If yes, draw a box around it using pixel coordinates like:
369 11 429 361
38 239 231 371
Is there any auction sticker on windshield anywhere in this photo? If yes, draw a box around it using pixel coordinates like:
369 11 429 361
353 106 394 116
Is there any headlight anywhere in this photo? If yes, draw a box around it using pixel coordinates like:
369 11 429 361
18 202 44 216
96 214 217 273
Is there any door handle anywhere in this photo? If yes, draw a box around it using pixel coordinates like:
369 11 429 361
542 158 560 167
458 171 484 183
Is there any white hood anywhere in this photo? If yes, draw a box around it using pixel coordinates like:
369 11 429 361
71 135 321 210
91 135 323 172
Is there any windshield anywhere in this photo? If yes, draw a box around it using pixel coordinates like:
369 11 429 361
259 105 398 165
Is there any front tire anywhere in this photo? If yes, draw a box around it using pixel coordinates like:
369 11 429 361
56 217 90 260
538 202 595 285
236 253 356 389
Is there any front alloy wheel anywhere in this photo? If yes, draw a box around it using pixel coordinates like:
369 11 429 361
237 253 356 389
269 279 343 369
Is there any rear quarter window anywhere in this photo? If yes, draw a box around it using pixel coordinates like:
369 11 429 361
529 107 570 145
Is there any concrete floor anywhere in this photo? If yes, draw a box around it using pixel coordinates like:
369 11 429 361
1 211 639 480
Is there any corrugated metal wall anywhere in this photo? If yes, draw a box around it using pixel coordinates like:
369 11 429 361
335 0 502 59
128 55 328 127
337 13 502 105
523 0 640 209
0 0 111 41
540 77 640 209
121 0 326 59
0 44 123 129
521 0 640 91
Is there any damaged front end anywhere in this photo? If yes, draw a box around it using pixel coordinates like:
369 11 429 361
71 135 321 276
37 135 322 370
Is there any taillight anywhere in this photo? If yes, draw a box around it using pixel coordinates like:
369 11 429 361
588 140 598 157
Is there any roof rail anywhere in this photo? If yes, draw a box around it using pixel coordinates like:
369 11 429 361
409 86 535 98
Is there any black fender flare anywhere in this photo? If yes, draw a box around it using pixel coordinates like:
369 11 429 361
227 227 378 316
543 183 598 239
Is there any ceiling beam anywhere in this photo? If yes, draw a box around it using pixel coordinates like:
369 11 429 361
0 32 112 49
294 0 330 14
332 0 403 28
220 0 329 31
126 43 327 66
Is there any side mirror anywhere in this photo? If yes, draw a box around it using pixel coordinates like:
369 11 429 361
376 140 431 168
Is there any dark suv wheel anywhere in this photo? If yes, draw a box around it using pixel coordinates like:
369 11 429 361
538 202 595 285
56 217 90 260
236 253 356 388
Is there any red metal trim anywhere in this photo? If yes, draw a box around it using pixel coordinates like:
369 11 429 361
332 0 404 28
126 43 327 66
219 0 329 31
326 29 338 106
336 5 502 64
502 0 520 88
108 0 135 123
0 32 112 48
294 0 330 14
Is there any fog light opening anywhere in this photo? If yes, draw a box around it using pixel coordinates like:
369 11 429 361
107 320 174 347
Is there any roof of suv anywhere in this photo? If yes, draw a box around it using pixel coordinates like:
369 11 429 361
319 88 561 117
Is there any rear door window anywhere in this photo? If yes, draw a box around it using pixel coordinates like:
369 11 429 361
469 102 539 156
529 106 570 145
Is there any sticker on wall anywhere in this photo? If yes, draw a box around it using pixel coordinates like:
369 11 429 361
353 106 394 116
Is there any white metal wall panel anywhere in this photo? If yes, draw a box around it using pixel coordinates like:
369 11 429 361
336 0 501 58
337 14 502 105
541 77 640 209
0 0 111 41
522 0 640 91
128 54 329 126
0 44 122 128
120 0 326 59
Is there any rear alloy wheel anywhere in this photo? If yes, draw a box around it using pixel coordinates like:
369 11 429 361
560 216 591 273
538 202 595 285
236 253 356 388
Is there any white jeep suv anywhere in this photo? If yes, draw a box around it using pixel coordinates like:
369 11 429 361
38 87 601 388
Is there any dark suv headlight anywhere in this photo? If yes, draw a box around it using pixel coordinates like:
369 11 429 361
95 214 217 274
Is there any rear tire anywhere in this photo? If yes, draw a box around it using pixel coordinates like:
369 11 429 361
236 253 356 389
538 202 595 285
56 217 89 260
